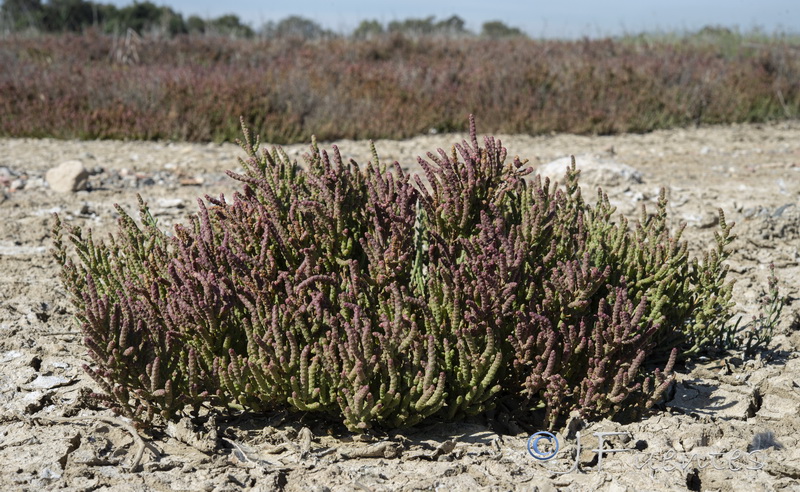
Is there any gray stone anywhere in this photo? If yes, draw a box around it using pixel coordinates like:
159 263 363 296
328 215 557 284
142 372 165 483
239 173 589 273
538 155 643 188
0 242 48 255
1 350 23 362
157 198 185 208
27 374 72 390
0 166 16 178
46 160 89 193
38 467 62 480
681 211 720 229
10 178 25 191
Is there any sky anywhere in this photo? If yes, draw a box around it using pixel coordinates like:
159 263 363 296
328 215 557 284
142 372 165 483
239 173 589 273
108 0 799 38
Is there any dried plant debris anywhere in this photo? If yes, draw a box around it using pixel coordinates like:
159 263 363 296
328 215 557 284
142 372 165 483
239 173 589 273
53 116 737 432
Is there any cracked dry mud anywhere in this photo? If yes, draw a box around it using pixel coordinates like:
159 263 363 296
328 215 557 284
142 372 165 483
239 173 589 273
1 121 800 491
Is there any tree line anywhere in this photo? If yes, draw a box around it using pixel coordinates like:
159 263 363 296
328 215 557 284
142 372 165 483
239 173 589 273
0 0 526 39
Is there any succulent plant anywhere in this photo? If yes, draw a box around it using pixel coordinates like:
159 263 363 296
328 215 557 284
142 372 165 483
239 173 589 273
53 116 735 431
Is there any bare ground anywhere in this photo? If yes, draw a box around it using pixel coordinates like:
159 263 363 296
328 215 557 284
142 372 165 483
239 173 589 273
1 121 800 491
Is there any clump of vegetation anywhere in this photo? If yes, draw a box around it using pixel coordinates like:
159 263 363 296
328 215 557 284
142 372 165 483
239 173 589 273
0 0 252 36
53 117 737 431
1 27 798 143
718 264 784 359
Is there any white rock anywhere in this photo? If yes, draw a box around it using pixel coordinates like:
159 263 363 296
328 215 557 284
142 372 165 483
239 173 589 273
39 467 62 480
28 374 72 389
681 211 719 229
0 242 48 256
9 178 25 191
46 160 89 193
1 350 23 362
157 198 185 208
538 155 643 188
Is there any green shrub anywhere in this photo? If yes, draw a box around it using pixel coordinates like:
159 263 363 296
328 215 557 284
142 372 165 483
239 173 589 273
53 117 736 431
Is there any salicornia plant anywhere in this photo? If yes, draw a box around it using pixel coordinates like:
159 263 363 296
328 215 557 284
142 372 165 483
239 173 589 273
53 116 737 431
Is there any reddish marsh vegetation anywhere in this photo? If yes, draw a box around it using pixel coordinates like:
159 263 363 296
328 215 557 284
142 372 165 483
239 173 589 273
52 116 746 432
1 32 799 143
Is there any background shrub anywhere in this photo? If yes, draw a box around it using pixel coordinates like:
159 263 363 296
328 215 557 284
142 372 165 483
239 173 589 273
1 30 798 142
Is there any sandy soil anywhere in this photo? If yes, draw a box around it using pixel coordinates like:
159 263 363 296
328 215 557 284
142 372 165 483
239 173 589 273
1 121 800 491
